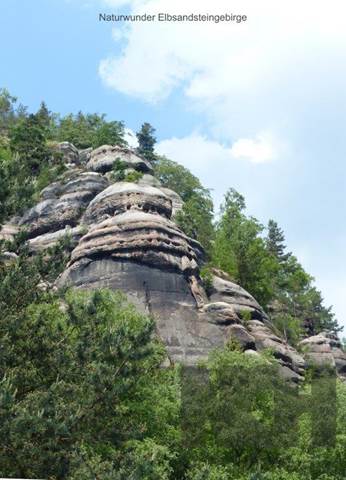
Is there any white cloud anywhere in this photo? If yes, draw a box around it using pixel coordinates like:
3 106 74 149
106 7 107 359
157 131 278 169
98 0 346 124
124 127 139 147
157 133 231 171
156 132 280 211
230 133 276 164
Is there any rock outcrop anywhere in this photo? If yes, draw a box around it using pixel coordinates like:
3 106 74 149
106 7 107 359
299 332 346 379
86 145 153 174
2 141 343 383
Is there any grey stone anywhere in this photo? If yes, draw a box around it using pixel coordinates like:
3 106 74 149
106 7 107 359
82 182 173 224
86 145 153 174
300 332 346 378
54 142 80 165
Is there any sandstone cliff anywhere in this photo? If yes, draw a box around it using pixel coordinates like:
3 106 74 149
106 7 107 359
1 142 345 382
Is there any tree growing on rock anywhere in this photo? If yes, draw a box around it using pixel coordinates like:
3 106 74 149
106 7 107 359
136 122 157 162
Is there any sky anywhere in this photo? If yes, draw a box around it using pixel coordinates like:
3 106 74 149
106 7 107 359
1 0 345 330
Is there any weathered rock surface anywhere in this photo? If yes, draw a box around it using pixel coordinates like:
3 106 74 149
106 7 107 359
5 142 342 382
86 145 153 174
160 187 184 215
300 332 346 378
248 320 306 382
0 223 19 242
82 183 173 224
27 226 84 252
54 142 80 166
209 272 268 322
58 258 226 365
19 172 108 238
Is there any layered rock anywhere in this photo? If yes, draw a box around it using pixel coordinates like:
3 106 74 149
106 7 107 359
5 142 343 382
86 145 153 174
82 183 173 224
19 172 108 239
299 332 346 379
208 270 269 321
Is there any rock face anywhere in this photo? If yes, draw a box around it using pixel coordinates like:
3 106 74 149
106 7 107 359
299 332 346 379
53 142 80 167
86 145 153 174
4 142 343 382
18 171 108 243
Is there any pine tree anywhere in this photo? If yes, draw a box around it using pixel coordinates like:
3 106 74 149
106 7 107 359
266 219 291 262
9 113 49 174
136 122 156 162
36 101 51 128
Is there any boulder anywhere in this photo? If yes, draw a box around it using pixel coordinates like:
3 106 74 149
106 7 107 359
0 223 19 242
79 147 92 163
160 187 184 215
27 226 84 252
137 174 162 188
19 172 108 238
82 183 173 224
247 320 306 382
86 145 153 174
54 142 80 166
63 211 203 277
209 273 268 322
300 332 346 378
0 251 18 264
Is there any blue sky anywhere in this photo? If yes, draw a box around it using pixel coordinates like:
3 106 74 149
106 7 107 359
1 0 346 330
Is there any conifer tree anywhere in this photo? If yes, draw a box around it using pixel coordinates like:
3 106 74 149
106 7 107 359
266 219 291 262
136 122 156 162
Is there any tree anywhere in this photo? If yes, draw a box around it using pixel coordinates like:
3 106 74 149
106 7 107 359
55 112 126 149
154 156 214 255
181 348 302 473
9 113 49 174
136 122 156 162
0 88 18 136
212 189 279 306
0 275 180 478
266 219 291 263
36 101 52 129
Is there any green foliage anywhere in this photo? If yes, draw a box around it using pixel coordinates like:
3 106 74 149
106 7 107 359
154 156 215 255
10 113 50 173
182 350 301 470
212 189 278 306
271 313 303 347
124 170 143 183
266 220 291 263
136 122 157 162
211 189 340 335
0 277 180 478
154 155 207 201
35 234 74 281
0 88 27 136
186 462 237 479
54 112 126 149
0 105 66 222
111 158 127 181
0 250 345 479
200 265 214 296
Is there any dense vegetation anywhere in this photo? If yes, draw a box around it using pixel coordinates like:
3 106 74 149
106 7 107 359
0 89 344 478
0 250 345 479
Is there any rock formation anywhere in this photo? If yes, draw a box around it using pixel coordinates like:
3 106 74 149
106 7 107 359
299 332 346 379
1 142 345 383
